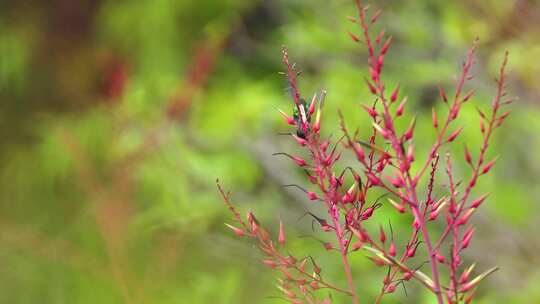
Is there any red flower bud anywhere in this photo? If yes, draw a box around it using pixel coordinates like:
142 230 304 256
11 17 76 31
361 104 378 118
390 83 400 103
457 208 475 226
461 226 475 249
447 127 463 142
438 86 448 103
381 36 393 55
278 219 286 245
389 241 396 257
396 96 408 116
481 158 497 174
379 226 386 243
432 108 439 128
278 109 295 125
225 223 245 237
436 252 446 263
348 31 361 42
464 145 472 165
471 193 489 208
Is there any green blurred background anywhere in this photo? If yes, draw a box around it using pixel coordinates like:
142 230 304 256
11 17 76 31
1 0 539 303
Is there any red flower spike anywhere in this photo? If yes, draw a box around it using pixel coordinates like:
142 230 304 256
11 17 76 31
447 127 463 142
361 104 378 118
278 219 286 246
471 193 489 208
396 96 408 116
390 83 400 103
432 108 439 128
438 85 448 103
225 223 245 237
461 226 475 249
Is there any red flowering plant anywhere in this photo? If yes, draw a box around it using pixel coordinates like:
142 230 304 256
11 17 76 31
217 1 512 303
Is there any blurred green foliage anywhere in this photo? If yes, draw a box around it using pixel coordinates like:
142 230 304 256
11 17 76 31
1 0 539 303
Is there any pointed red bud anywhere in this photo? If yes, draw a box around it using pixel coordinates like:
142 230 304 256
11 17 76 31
481 158 497 174
278 219 286 245
381 36 393 55
464 145 472 165
429 199 447 221
370 9 382 24
308 93 317 115
379 226 386 243
278 109 295 125
432 108 438 128
396 96 407 117
292 134 307 146
306 191 319 201
348 31 361 42
459 264 476 284
461 226 475 249
390 83 400 103
471 193 489 208
365 79 378 94
438 86 448 103
407 143 414 163
436 253 446 263
463 90 475 102
354 143 366 163
389 241 396 257
388 198 406 213
447 127 463 142
457 208 475 226
225 223 245 237
361 104 378 118
367 172 381 186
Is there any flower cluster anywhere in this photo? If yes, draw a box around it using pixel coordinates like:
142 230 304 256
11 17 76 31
218 1 512 303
